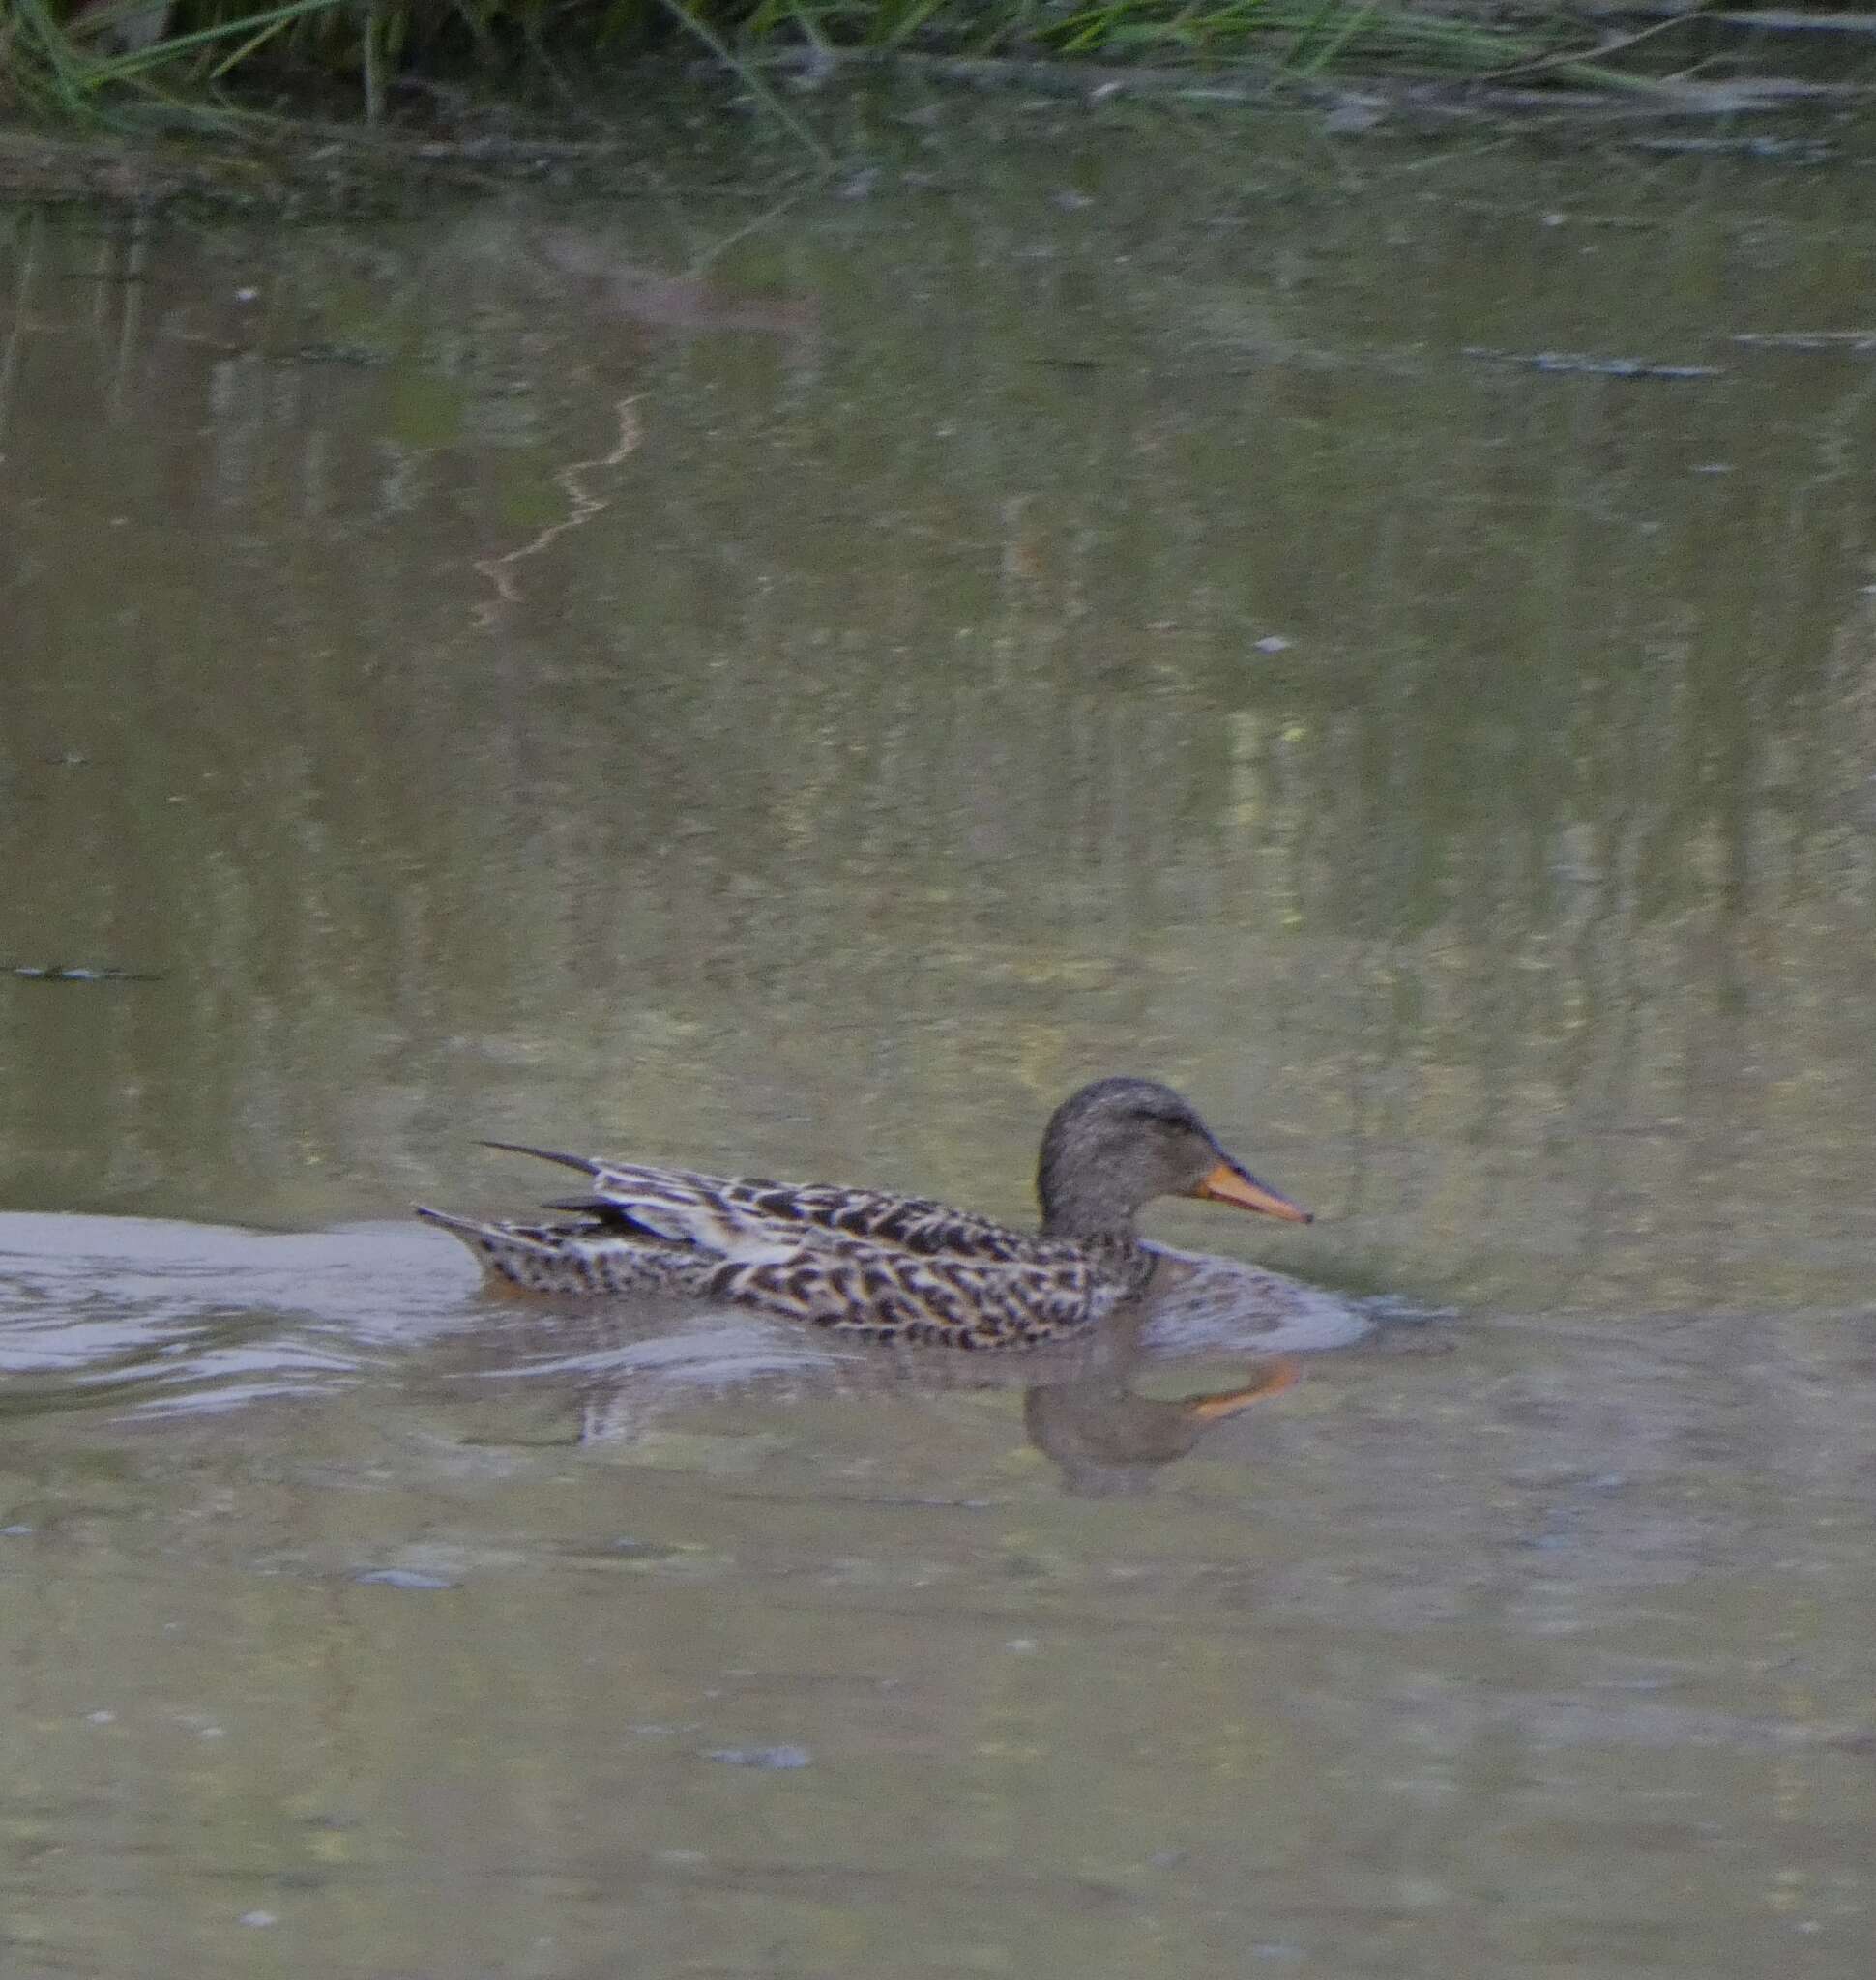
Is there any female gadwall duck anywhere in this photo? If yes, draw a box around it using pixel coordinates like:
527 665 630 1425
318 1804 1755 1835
417 1075 1311 1350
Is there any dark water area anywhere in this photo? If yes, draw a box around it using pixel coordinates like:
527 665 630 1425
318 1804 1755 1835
2 101 1873 1978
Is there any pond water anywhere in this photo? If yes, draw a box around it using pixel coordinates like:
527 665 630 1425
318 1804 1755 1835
3 93 1874 1979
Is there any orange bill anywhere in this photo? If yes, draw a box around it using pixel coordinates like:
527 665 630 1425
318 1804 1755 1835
1186 1359 1301 1420
1191 1159 1313 1224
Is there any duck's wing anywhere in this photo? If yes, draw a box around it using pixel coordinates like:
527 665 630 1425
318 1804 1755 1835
487 1143 1034 1266
714 1178 1037 1262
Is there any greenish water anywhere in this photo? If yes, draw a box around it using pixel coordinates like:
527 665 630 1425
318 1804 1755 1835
3 103 1874 1979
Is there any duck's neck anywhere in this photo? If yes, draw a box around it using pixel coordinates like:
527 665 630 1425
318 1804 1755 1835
1037 1172 1145 1246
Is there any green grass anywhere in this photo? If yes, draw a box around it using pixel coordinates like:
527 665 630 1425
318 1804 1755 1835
0 0 1851 131
4 0 355 119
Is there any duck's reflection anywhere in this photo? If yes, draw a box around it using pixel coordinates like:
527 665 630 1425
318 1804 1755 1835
1022 1354 1297 1497
434 1279 1299 1499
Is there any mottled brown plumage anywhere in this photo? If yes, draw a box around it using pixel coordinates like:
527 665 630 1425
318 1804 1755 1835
416 1076 1311 1349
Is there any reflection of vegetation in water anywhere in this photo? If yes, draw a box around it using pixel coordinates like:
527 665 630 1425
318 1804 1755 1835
2 151 1872 1322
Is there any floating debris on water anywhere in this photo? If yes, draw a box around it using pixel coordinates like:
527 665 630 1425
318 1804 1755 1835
702 1744 812 1769
350 1567 460 1590
1462 347 1724 381
1733 331 1876 354
1628 135 1834 164
6 964 163 982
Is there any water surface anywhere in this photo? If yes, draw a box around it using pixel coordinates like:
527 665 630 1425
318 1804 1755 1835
3 98 1873 1979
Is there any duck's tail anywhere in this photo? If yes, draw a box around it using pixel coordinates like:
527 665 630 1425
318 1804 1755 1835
414 1203 556 1251
415 1206 583 1296
479 1140 602 1176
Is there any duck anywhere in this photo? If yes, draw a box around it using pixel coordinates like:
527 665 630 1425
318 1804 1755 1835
416 1075 1313 1350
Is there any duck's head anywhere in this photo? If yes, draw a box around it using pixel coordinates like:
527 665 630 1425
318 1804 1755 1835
1035 1076 1313 1240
